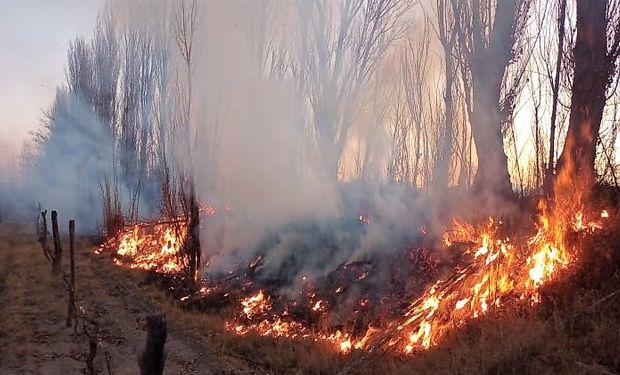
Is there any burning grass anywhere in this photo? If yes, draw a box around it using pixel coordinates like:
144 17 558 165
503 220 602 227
222 201 609 355
95 184 615 369
97 217 188 274
90 191 620 373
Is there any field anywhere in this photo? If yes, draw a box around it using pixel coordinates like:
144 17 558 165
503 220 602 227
1 205 619 375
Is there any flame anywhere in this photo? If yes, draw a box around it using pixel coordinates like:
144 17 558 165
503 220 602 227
241 290 272 319
225 200 608 354
99 218 188 274
312 300 326 312
97 195 609 356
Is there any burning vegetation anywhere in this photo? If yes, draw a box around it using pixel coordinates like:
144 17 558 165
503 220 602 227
97 181 610 356
97 218 188 274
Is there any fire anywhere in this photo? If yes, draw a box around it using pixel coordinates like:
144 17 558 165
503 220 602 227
225 200 609 355
241 290 272 318
97 195 610 356
99 218 188 274
312 300 326 312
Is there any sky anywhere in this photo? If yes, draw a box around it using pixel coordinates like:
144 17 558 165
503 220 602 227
0 0 103 169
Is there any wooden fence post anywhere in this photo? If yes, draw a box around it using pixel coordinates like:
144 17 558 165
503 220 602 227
51 210 63 274
66 219 77 328
138 314 167 375
39 210 52 261
85 321 99 375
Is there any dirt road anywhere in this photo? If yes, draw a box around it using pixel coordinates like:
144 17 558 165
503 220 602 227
0 223 215 375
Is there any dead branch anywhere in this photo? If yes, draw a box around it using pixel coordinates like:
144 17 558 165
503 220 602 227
84 319 99 375
81 313 113 375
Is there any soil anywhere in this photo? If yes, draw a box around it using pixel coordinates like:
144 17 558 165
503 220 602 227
0 222 214 375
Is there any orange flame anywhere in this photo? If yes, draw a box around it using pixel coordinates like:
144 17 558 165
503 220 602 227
97 198 609 356
99 218 188 274
226 200 608 354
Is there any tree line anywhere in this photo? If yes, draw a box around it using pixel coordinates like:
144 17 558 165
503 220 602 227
22 0 620 229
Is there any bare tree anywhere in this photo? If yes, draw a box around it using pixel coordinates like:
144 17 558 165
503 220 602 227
547 0 567 181
433 0 459 190
387 82 412 183
173 0 201 286
173 0 198 154
556 0 620 188
452 0 532 200
528 61 547 189
400 31 433 186
293 0 408 179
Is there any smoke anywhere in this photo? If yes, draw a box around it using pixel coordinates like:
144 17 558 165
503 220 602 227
17 89 116 231
181 1 344 272
3 0 528 297
170 1 436 283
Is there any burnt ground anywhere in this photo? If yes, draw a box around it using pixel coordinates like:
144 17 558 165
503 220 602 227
0 222 238 375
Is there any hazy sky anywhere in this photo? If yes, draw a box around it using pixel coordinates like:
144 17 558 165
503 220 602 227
0 0 102 164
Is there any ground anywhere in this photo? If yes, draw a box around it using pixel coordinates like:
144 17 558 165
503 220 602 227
1 207 620 375
0 221 245 375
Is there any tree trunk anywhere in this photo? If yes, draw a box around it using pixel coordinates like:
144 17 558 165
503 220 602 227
556 0 609 190
188 186 201 286
433 27 455 189
468 0 518 200
469 85 513 198
547 0 568 180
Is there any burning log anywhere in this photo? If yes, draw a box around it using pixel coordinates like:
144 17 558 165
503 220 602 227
51 210 63 274
138 314 167 375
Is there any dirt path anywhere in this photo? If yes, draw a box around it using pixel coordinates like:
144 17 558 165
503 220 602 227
0 225 214 375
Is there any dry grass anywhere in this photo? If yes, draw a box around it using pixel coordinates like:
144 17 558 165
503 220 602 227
0 222 74 372
1 221 215 374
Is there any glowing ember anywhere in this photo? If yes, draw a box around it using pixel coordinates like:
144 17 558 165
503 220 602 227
358 214 370 224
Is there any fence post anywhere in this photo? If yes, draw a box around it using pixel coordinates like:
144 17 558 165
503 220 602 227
66 219 77 328
51 210 62 274
39 210 52 261
138 314 167 375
